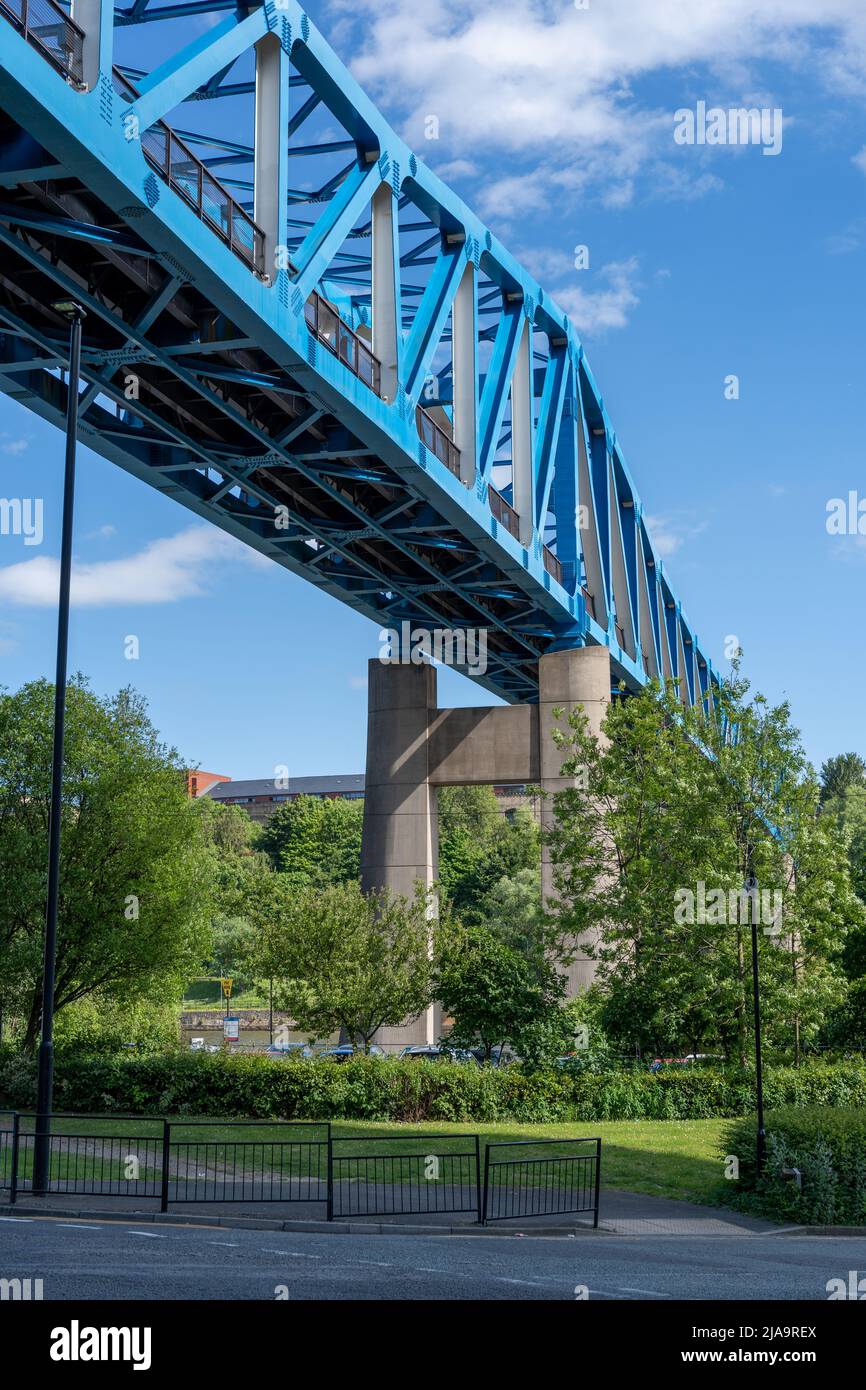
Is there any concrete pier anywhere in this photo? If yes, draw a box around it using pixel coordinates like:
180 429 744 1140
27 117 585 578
360 646 611 1045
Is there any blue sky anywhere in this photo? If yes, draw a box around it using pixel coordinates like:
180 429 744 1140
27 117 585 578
1 0 865 779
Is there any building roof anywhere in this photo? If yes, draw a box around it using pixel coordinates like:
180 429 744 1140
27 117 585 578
205 775 365 800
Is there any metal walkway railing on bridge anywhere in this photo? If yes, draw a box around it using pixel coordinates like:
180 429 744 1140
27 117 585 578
0 0 723 714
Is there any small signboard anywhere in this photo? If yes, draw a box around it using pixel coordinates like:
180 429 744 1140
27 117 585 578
223 1015 240 1042
221 977 233 999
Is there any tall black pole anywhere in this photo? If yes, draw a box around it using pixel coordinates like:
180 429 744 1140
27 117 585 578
746 868 766 1177
33 304 84 1194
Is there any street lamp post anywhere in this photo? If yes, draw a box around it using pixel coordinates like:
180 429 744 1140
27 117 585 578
32 302 85 1195
745 868 767 1177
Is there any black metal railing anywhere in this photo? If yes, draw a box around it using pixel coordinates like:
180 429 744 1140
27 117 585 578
489 485 520 539
416 405 461 477
167 1121 328 1205
0 1113 601 1226
481 1137 601 1225
304 292 381 396
4 1113 328 1210
582 585 596 620
0 1111 17 1194
0 0 84 86
112 69 266 276
328 1134 481 1220
10 1113 165 1201
542 544 563 586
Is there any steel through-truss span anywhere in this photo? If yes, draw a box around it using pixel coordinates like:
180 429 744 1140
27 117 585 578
0 0 720 709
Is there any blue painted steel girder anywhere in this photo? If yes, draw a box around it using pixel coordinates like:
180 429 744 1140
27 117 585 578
0 0 722 711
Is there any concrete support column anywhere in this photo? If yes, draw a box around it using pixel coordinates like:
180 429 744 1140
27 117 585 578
71 0 113 90
254 32 289 282
371 183 400 403
451 261 477 486
360 659 438 1045
511 316 534 546
538 645 610 993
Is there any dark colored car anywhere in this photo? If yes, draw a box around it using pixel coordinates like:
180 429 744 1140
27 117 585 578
316 1044 385 1060
469 1044 516 1067
399 1045 478 1064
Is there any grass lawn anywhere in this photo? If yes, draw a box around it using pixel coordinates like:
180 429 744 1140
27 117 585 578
2 1115 732 1207
332 1120 731 1207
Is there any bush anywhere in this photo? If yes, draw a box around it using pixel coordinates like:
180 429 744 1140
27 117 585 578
2 1051 866 1125
724 1106 866 1225
53 996 180 1055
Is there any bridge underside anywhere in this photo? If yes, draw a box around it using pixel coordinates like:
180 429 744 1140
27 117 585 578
0 147 548 701
0 0 720 715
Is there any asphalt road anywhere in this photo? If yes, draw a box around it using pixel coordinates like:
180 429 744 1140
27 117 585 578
1 1214 864 1300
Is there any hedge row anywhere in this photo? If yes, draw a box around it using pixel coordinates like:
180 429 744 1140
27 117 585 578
2 1051 866 1123
725 1106 866 1225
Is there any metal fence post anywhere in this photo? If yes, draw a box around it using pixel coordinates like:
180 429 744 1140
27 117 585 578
474 1134 482 1224
593 1138 601 1229
480 1142 490 1227
160 1120 170 1214
9 1113 19 1205
326 1125 334 1222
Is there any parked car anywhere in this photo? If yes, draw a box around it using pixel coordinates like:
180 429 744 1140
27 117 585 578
399 1045 478 1064
649 1054 720 1071
469 1044 516 1067
265 1042 313 1059
316 1044 385 1060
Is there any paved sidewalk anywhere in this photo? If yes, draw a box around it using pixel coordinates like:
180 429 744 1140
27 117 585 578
597 1187 780 1236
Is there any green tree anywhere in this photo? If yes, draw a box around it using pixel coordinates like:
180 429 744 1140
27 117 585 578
437 785 540 923
819 752 866 803
0 679 213 1052
249 879 433 1050
547 672 859 1063
822 784 866 904
194 796 260 857
258 794 362 886
194 797 273 996
435 920 566 1061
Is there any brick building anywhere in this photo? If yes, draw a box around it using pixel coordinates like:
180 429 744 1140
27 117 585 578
190 773 536 826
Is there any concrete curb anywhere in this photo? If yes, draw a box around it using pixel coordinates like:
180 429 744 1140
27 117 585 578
778 1225 866 1237
0 1202 607 1239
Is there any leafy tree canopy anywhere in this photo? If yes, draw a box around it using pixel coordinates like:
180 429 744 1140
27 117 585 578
245 878 434 1049
819 752 866 803
0 679 213 1051
258 794 362 887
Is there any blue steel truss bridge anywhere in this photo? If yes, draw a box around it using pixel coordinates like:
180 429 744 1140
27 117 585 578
0 0 721 709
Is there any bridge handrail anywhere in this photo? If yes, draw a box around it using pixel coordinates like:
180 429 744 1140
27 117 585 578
542 544 563 587
488 485 520 540
415 404 460 478
0 0 84 87
111 66 265 277
304 290 381 396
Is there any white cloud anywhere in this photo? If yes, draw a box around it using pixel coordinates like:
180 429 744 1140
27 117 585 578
852 146 866 175
0 526 267 608
324 0 866 208
1 438 28 456
551 258 642 336
645 513 707 559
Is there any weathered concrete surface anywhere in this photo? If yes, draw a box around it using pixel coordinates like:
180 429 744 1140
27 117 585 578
359 647 611 1040
539 645 611 993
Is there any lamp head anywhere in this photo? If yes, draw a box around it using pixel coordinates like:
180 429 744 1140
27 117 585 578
52 299 86 321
